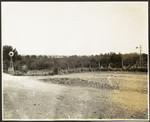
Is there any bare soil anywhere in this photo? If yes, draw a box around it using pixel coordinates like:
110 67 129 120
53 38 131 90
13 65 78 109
2 71 148 120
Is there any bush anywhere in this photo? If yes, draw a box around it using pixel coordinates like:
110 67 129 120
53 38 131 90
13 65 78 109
22 65 28 73
53 67 59 74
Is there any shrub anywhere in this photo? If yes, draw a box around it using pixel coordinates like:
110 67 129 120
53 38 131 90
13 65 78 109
53 67 59 74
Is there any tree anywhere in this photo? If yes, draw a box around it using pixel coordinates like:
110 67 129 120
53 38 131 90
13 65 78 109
79 56 88 70
89 56 97 68
12 48 18 61
110 53 122 68
31 55 37 59
101 54 110 68
68 55 78 69
122 53 139 67
3 45 13 61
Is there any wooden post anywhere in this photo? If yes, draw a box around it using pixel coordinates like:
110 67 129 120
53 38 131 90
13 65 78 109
67 64 69 70
98 60 101 70
89 64 91 71
108 62 111 69
82 62 84 70
122 59 123 68
121 59 125 71
136 60 138 69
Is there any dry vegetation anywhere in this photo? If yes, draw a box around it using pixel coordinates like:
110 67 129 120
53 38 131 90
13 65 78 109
3 71 148 119
37 71 148 119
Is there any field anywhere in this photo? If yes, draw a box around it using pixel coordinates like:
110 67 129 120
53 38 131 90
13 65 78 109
3 71 148 120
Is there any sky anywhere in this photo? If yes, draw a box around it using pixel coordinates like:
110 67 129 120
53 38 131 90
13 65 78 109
2 2 148 55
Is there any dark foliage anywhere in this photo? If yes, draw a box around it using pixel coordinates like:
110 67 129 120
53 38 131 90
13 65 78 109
3 45 148 73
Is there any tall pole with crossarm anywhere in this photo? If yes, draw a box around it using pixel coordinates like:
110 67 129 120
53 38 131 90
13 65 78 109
139 45 142 66
136 45 142 67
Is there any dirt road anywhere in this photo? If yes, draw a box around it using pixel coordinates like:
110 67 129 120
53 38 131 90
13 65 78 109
2 72 148 120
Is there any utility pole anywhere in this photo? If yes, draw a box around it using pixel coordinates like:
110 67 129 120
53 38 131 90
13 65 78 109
139 45 142 66
136 45 142 67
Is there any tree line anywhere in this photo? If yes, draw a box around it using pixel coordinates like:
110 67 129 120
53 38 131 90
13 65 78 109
3 45 148 73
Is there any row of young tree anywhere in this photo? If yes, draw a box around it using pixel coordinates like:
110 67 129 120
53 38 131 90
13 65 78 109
3 45 148 73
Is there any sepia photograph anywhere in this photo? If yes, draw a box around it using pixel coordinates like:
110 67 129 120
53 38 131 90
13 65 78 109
1 1 149 121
